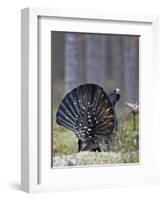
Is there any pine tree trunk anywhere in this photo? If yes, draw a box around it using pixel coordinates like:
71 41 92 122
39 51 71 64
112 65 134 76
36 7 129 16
111 36 124 90
123 36 139 102
64 33 78 93
85 34 107 87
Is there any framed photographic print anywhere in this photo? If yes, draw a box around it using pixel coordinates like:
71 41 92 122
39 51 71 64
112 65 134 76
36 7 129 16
21 8 159 193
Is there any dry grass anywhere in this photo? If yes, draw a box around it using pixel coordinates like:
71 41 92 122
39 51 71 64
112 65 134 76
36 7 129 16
52 112 139 167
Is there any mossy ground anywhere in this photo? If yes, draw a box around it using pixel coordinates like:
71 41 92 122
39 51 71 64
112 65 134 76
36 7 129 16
52 112 139 167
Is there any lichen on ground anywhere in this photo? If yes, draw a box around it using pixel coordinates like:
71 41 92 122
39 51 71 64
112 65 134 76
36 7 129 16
53 151 139 167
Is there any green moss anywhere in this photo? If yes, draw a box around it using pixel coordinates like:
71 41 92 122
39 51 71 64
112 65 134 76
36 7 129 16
53 122 78 155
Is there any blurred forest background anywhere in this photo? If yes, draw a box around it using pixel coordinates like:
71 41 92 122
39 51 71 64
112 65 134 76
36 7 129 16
52 32 139 109
51 32 139 167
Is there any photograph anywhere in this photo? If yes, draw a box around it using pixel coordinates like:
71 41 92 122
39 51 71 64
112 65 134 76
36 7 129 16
51 31 139 167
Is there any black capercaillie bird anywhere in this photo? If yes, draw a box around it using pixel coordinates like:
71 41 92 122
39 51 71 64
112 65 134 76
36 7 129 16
56 83 120 152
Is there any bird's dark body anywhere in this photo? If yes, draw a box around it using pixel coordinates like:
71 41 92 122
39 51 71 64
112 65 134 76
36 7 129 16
56 83 120 152
107 91 120 130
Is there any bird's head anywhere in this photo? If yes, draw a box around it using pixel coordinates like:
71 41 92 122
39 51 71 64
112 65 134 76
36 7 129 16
115 88 120 101
107 88 120 106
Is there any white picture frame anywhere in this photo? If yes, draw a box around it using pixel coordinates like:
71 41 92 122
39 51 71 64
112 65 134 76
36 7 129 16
21 7 159 193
